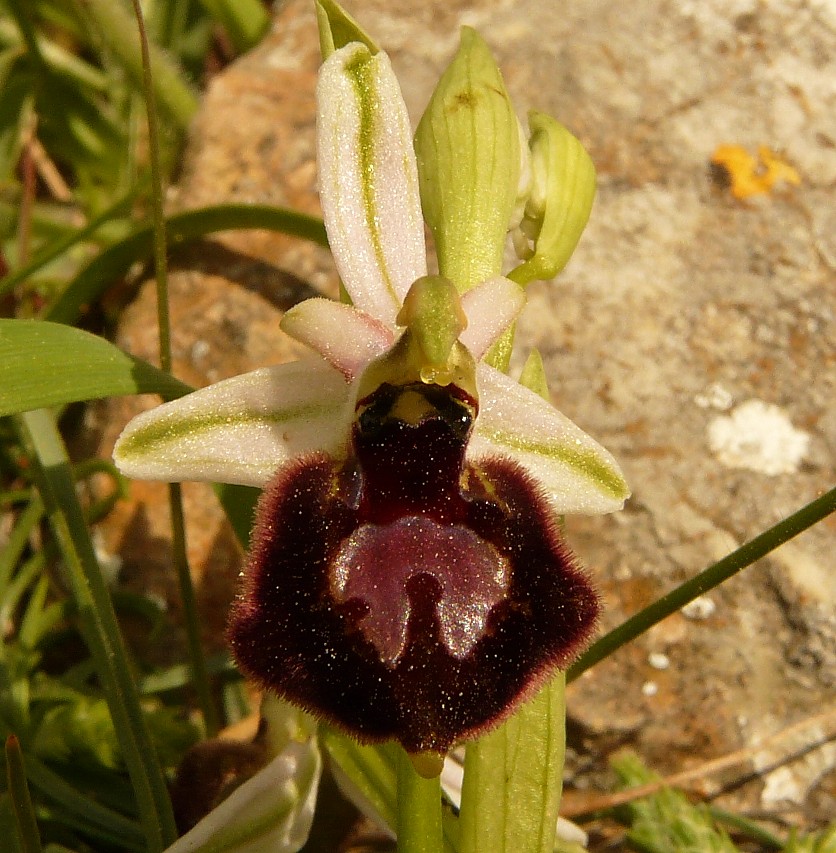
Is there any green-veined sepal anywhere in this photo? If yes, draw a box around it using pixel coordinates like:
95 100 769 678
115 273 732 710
317 44 427 327
114 360 351 487
470 364 629 514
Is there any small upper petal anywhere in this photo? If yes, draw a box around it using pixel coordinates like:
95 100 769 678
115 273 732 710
281 298 394 380
459 276 525 359
114 360 352 487
469 363 630 514
317 44 427 326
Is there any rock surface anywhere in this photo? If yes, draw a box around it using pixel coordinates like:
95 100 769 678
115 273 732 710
96 0 835 835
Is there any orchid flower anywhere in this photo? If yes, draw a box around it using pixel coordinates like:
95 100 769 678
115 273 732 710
114 41 628 767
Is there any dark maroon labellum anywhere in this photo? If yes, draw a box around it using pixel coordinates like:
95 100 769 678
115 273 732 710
228 381 599 755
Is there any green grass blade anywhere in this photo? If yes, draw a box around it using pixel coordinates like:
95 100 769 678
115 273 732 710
0 190 136 297
17 408 177 851
568 486 836 682
320 727 398 831
46 203 328 325
5 735 43 853
0 319 191 417
70 0 199 129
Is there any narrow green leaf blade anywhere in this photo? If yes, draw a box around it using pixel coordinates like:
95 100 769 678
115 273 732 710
320 727 398 831
195 0 270 53
46 203 327 326
459 674 566 853
0 320 191 417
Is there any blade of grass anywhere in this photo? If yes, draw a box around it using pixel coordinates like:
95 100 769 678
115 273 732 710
0 190 136 297
46 203 328 325
0 498 43 595
5 735 42 853
195 0 269 53
0 319 192 417
568 485 836 682
17 408 177 851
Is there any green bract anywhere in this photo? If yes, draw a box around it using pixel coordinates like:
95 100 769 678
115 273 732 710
414 28 521 293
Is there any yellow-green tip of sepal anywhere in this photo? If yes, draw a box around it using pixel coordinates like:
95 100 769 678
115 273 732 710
414 28 520 293
315 0 378 60
509 111 597 286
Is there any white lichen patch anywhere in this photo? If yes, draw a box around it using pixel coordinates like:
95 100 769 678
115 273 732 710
707 400 809 475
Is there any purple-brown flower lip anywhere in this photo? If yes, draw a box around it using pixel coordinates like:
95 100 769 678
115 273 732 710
228 375 600 755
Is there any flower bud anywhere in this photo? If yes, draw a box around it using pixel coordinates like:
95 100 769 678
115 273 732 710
510 111 596 285
414 28 520 293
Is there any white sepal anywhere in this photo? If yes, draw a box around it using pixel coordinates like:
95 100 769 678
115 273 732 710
317 44 427 327
469 364 630 515
163 735 320 853
114 360 351 487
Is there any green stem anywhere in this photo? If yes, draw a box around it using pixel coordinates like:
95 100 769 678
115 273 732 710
169 482 219 735
568 485 836 682
707 806 784 850
18 409 177 851
130 0 218 737
396 750 443 853
0 497 43 593
46 203 328 326
5 736 43 853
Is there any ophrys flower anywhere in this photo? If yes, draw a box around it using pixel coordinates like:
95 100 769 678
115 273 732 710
114 42 628 764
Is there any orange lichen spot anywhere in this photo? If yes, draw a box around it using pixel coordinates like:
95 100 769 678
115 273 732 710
710 144 801 199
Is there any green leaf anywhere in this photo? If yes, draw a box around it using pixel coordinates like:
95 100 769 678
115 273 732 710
46 203 327 325
0 794 25 853
320 727 398 831
71 0 199 130
459 674 566 853
0 55 33 185
5 735 43 853
0 320 191 417
782 824 836 853
18 408 178 850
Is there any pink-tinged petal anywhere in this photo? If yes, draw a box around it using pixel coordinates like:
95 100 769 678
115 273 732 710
114 360 352 487
280 298 394 380
317 44 427 326
459 276 525 359
469 364 630 514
